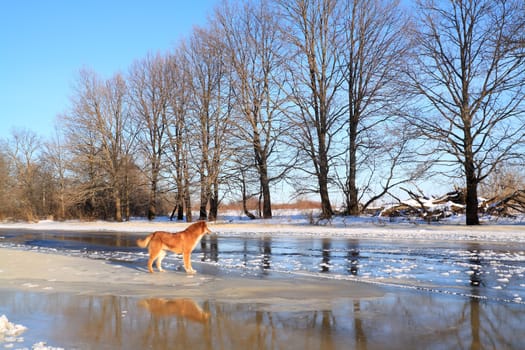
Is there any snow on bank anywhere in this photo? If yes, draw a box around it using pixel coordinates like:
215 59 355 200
0 315 61 349
1 210 524 243
0 314 26 343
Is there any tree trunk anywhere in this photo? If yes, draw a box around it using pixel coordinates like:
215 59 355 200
184 192 192 223
319 131 333 219
169 201 184 221
147 178 157 221
259 162 272 219
464 126 479 225
465 163 480 225
253 129 272 219
209 196 218 221
184 176 192 223
346 116 359 215
241 169 256 220
176 203 184 221
59 187 65 220
124 180 130 221
209 182 219 221
319 177 333 219
346 178 359 215
198 131 209 221
175 138 185 221
261 182 272 219
114 189 122 222
464 104 479 225
199 205 208 220
199 182 208 221
123 165 130 221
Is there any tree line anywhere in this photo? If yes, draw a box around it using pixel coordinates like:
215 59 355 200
1 0 524 225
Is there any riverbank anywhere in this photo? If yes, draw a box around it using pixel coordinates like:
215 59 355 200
1 214 525 243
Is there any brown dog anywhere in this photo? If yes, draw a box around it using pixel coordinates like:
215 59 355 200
136 221 212 274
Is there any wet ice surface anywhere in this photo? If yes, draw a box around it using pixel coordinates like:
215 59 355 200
1 229 525 305
199 236 525 304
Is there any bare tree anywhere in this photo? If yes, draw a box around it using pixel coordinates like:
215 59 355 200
216 0 290 219
42 126 69 219
128 53 171 220
0 147 12 219
164 46 193 222
407 0 525 225
63 112 105 219
337 0 416 215
5 129 42 220
183 24 231 221
165 55 187 221
64 69 134 221
479 161 524 199
278 0 345 219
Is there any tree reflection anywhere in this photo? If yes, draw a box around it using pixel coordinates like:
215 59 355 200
469 297 481 350
320 238 331 272
1 289 524 349
260 237 272 270
466 244 482 350
467 244 483 288
80 295 125 347
201 235 218 262
347 240 360 275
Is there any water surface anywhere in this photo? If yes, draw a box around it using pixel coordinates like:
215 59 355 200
1 229 524 303
1 287 524 349
1 228 525 349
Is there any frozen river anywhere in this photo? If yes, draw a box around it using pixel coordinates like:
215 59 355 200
1 228 524 305
1 227 525 349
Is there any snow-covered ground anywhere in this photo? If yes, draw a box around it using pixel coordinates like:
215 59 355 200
1 210 524 242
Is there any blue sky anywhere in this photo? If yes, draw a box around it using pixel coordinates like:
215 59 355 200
0 0 217 139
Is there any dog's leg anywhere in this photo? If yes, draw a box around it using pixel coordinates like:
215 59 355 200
183 251 196 274
156 250 166 272
147 255 155 273
147 242 161 273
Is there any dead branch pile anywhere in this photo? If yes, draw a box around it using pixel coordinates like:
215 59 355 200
380 188 525 220
481 190 525 217
380 189 465 221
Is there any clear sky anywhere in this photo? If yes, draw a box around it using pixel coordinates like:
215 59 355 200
0 0 217 139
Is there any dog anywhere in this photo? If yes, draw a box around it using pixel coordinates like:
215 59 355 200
136 221 212 274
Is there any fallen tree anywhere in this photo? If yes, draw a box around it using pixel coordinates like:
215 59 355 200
378 188 525 221
380 188 465 221
481 190 525 217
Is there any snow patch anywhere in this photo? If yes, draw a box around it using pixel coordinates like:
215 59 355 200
0 315 26 344
32 341 64 350
0 315 63 350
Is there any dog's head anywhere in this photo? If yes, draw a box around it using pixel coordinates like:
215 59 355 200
187 220 213 235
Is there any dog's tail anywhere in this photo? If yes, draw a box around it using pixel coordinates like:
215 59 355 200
137 234 154 248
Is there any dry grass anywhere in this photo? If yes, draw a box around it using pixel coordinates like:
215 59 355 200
219 199 321 211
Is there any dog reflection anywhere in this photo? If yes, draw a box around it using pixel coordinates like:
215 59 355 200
138 298 210 323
